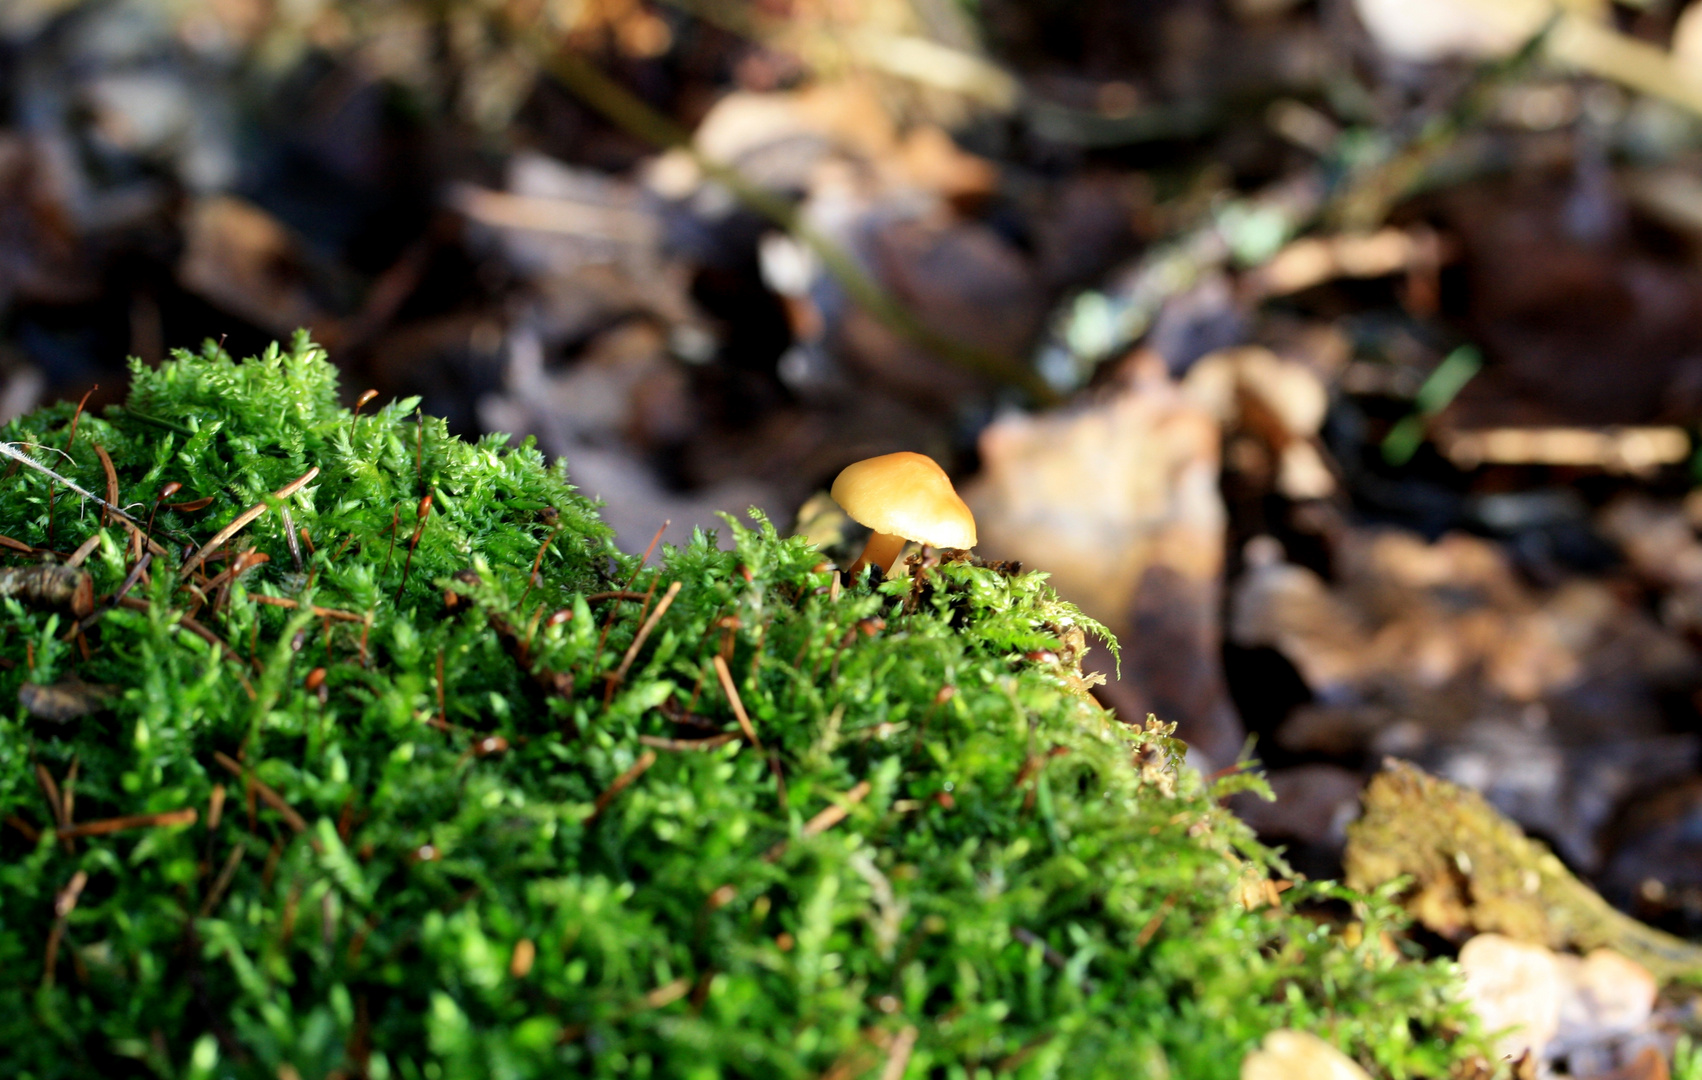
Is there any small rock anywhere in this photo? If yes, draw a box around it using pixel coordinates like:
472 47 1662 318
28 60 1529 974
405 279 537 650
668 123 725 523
1552 949 1657 1058
1240 1029 1370 1080
1458 933 1563 1061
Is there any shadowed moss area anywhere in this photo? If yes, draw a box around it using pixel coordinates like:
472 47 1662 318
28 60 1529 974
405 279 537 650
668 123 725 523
1 335 1480 1079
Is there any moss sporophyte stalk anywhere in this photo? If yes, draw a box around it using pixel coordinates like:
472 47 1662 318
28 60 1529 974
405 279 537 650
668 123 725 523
0 335 1484 1078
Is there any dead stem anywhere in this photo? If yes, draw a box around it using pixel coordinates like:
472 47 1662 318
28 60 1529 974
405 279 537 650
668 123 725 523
586 590 649 603
626 520 670 588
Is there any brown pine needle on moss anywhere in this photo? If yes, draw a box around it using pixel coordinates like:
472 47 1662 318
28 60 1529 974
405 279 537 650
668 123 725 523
198 844 246 918
589 750 658 821
712 654 762 751
637 733 739 752
214 752 314 845
763 781 871 863
56 807 198 839
40 869 88 989
181 467 320 581
613 580 682 684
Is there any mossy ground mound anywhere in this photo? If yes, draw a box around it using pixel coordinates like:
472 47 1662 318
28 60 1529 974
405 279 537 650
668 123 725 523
1 337 1479 1078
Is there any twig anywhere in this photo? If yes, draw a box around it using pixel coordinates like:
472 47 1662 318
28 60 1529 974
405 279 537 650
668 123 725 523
588 750 658 821
586 590 649 603
56 807 198 839
0 440 169 555
180 467 319 581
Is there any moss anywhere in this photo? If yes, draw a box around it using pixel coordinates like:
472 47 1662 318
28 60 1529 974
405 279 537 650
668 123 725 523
1 334 1482 1079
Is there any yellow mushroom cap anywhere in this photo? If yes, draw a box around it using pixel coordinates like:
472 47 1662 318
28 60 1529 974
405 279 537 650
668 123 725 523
829 452 977 550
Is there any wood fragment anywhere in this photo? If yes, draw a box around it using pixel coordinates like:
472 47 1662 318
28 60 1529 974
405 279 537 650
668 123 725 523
1347 761 1702 981
180 466 320 581
711 654 763 751
20 680 116 723
641 976 691 1009
589 750 658 821
56 807 198 839
0 533 34 554
0 565 94 617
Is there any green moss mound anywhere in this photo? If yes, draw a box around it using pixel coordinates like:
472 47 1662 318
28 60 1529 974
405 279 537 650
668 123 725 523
0 335 1479 1079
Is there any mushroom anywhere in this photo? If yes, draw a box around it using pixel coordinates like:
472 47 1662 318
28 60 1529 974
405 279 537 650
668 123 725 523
829 452 977 578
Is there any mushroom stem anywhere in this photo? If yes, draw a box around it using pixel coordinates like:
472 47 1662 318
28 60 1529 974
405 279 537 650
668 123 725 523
847 531 908 580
